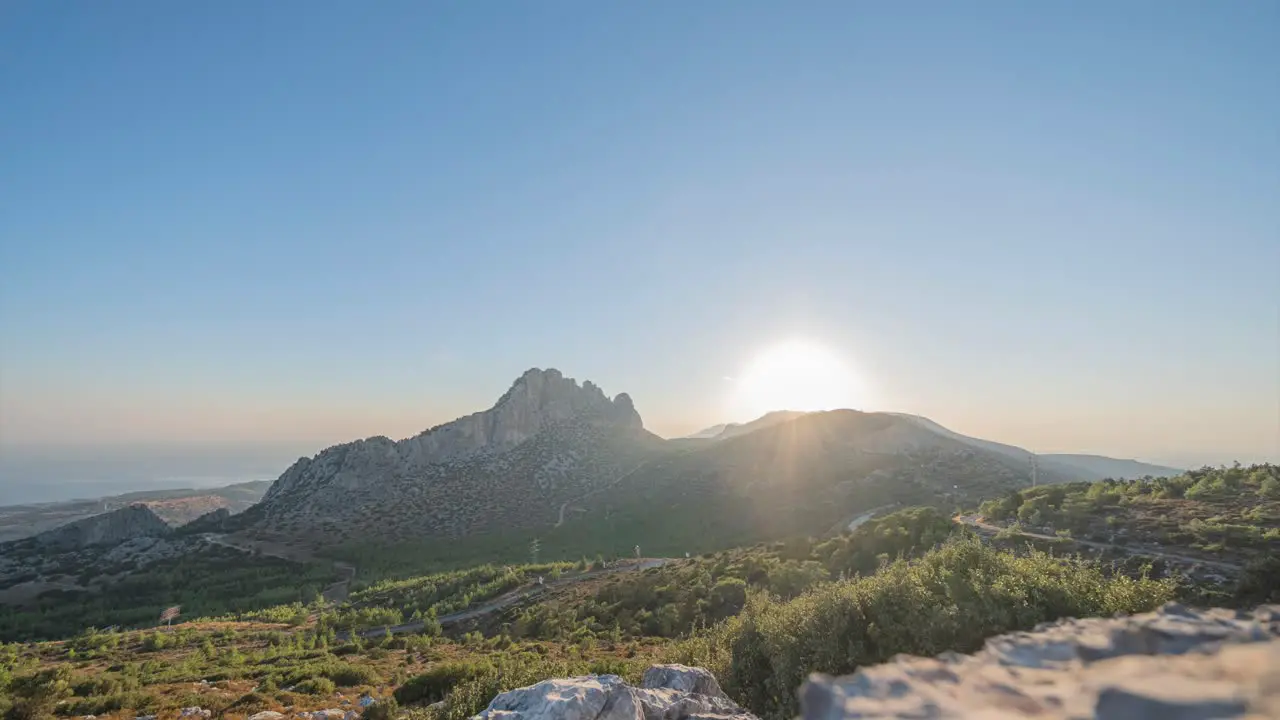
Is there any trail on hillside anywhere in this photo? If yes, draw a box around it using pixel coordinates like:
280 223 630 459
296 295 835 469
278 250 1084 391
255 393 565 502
351 557 672 639
202 532 356 602
953 515 1241 572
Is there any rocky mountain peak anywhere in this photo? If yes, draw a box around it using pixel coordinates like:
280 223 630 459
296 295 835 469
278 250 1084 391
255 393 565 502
258 368 647 516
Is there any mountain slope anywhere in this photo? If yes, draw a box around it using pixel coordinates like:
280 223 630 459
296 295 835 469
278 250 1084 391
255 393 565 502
1039 454 1182 480
246 369 666 543
540 410 1065 557
32 504 173 551
887 413 1181 480
685 411 810 442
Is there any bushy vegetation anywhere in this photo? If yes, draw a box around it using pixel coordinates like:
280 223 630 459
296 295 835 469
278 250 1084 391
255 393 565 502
978 464 1280 554
672 537 1177 719
506 507 956 640
0 546 332 642
0 500 1244 720
332 562 575 631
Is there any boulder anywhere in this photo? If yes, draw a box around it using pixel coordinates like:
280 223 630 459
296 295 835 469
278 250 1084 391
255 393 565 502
800 603 1280 720
246 713 284 720
304 710 349 720
472 670 757 720
641 665 728 700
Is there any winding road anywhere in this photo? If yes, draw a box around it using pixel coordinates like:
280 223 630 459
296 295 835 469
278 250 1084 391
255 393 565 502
352 557 671 639
953 515 1241 572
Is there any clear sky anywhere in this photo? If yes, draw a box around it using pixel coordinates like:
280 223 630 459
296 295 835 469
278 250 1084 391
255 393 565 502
1 0 1277 488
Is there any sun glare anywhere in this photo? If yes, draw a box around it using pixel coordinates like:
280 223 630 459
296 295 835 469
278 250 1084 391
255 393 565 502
731 339 864 419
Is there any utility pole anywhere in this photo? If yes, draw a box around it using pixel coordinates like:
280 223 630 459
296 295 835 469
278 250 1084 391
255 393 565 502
1031 456 1039 488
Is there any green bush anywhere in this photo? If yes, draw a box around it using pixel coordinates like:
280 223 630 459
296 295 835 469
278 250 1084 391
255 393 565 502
395 660 493 705
363 697 401 720
295 677 337 696
674 537 1176 720
62 691 158 716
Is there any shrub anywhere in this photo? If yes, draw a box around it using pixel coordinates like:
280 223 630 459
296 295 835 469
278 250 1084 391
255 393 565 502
228 691 272 713
674 537 1176 720
295 677 337 696
326 662 382 687
395 660 492 705
362 697 401 720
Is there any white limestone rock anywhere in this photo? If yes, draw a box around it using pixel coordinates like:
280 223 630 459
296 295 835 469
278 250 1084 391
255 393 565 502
800 603 1280 720
472 669 757 720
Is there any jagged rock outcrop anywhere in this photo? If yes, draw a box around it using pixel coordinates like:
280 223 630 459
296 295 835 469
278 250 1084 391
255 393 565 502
801 603 1280 720
250 369 659 540
33 504 172 550
472 665 755 720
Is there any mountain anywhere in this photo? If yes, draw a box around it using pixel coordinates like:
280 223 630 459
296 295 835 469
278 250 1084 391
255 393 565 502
887 413 1181 480
0 479 271 543
240 371 1183 557
685 411 810 441
683 424 730 440
542 409 1071 556
32 504 172 551
246 368 663 542
1039 454 1182 481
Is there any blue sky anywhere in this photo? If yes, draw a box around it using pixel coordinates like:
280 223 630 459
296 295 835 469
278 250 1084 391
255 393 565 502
1 0 1277 481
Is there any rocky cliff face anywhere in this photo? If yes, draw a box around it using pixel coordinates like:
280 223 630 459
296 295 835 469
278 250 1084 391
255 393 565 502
33 503 173 551
252 369 657 541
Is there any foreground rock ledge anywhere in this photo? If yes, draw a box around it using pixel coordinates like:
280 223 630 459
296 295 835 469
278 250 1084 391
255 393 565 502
802 603 1280 720
472 664 755 720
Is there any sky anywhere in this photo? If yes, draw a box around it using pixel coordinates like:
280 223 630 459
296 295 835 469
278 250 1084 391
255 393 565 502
1 1 1277 499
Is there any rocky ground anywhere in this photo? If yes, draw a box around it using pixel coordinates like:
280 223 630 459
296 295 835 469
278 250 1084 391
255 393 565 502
473 604 1280 720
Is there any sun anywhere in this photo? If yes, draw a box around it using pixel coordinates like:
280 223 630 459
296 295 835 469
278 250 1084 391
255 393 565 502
730 339 863 419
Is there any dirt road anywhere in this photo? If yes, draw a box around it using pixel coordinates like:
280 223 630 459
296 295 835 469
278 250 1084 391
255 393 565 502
953 515 1241 572
202 532 356 602
352 557 672 639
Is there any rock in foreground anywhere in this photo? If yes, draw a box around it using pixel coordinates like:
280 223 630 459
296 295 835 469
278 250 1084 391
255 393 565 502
472 664 756 720
802 603 1280 720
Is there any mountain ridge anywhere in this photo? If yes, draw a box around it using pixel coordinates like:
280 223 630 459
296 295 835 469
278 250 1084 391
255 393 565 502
231 371 1186 552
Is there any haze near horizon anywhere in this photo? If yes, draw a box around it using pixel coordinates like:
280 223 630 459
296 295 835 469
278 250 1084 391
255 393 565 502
1 1 1277 498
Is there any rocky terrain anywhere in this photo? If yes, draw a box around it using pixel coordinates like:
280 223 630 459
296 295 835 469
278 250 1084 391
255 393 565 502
801 603 1280 720
474 664 754 720
467 605 1280 720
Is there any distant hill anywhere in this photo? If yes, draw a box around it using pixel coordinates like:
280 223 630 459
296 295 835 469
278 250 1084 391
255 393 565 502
684 411 809 441
32 504 172 551
0 480 271 542
1039 453 1183 480
887 413 1182 480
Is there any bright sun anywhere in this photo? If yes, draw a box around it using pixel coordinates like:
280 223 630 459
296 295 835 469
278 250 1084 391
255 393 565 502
731 339 864 419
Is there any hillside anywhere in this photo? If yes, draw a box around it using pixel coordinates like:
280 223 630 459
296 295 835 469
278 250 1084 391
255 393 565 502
887 413 1181 480
0 480 271 543
516 410 1070 561
973 464 1280 592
